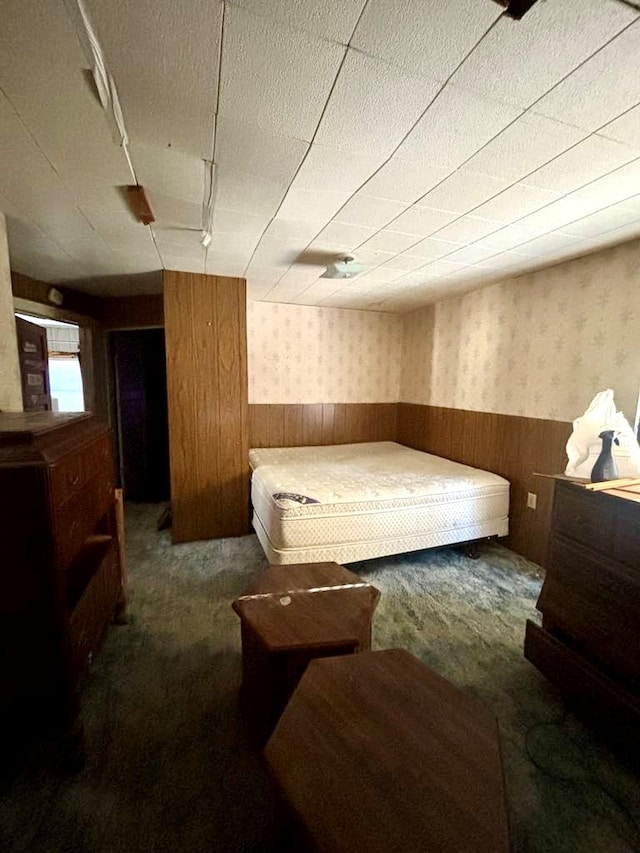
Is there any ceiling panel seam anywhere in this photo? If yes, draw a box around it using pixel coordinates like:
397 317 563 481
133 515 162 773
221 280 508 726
284 14 640 301
243 2 374 291
525 17 640 116
0 86 131 273
287 10 508 300
328 19 640 262
317 17 640 285
202 0 226 274
223 0 369 48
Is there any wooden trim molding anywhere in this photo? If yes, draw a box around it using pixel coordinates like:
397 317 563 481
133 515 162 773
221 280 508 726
249 403 397 448
397 403 571 566
97 294 164 330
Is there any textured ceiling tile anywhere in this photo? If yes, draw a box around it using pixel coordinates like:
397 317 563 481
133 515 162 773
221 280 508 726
471 184 561 224
146 193 201 229
508 231 584 257
260 220 323 246
399 83 522 170
474 223 544 251
276 188 352 222
452 0 636 109
359 158 452 204
516 195 605 231
420 258 470 276
580 221 640 249
572 157 640 207
431 215 503 243
417 170 510 214
212 208 271 237
129 141 204 204
0 3 132 203
85 0 222 158
219 7 345 141
336 195 409 229
600 104 640 149
293 145 386 195
464 113 587 182
407 237 463 260
474 250 526 269
215 170 296 218
535 22 640 131
230 0 365 42
352 0 500 82
390 206 457 237
313 51 442 158
377 254 427 273
205 258 247 277
357 230 421 254
315 221 377 248
162 255 206 274
215 118 309 183
559 204 640 238
523 135 640 195
445 244 500 265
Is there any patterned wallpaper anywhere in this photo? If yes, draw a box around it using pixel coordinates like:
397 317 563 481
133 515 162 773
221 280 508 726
401 240 640 424
247 301 402 403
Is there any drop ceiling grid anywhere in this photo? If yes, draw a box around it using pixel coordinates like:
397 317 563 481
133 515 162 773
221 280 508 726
249 8 640 308
85 0 223 159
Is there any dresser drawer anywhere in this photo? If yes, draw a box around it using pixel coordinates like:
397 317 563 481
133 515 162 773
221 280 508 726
612 503 640 569
552 482 613 554
52 473 114 569
49 433 113 508
540 535 640 683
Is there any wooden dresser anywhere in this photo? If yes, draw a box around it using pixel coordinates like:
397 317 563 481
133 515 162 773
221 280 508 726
0 412 125 757
525 478 640 746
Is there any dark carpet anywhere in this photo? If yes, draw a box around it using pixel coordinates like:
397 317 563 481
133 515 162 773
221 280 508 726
1 503 639 852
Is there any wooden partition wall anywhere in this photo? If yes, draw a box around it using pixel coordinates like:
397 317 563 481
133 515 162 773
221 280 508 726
249 403 397 447
398 404 571 566
164 271 248 542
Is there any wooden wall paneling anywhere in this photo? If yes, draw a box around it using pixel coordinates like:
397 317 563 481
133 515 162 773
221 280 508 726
333 404 348 445
397 403 572 566
249 403 399 449
301 404 323 446
214 278 249 537
164 271 248 543
11 272 99 318
284 405 304 447
321 404 334 444
249 406 270 449
97 294 164 330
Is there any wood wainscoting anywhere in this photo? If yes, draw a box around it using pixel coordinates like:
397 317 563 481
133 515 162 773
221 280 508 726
249 403 397 448
398 404 571 566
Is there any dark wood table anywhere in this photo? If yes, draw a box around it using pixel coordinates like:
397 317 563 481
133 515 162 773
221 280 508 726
232 562 380 741
264 648 511 853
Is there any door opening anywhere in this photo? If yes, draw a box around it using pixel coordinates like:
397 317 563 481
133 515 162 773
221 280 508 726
112 329 169 502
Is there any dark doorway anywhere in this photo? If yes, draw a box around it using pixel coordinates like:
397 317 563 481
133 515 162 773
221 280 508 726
112 329 170 501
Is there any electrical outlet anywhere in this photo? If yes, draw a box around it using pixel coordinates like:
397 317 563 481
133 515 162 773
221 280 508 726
527 492 537 510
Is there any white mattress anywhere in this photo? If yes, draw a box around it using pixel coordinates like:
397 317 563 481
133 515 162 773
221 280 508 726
250 442 509 565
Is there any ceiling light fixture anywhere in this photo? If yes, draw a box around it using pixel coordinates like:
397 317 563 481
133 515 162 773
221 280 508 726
321 255 366 280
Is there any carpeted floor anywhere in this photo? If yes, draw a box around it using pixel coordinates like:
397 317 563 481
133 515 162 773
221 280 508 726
1 503 639 852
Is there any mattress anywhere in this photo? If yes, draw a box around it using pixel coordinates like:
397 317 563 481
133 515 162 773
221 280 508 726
250 442 509 565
